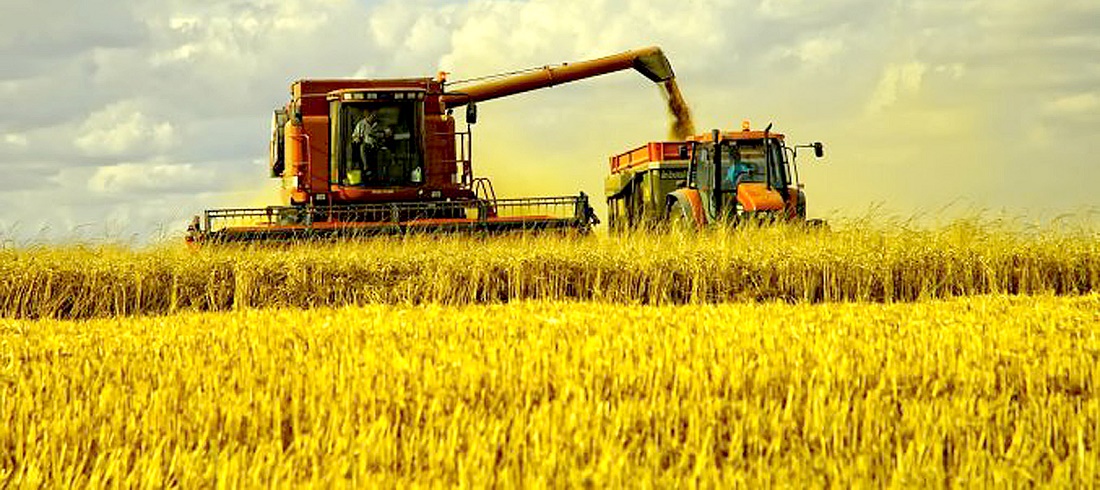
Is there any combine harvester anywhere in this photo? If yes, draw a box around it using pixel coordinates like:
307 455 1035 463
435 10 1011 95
605 121 826 230
188 47 677 243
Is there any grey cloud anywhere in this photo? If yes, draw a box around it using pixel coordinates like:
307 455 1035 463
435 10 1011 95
1 0 1098 243
5 163 59 192
0 58 113 132
0 0 145 62
171 117 270 162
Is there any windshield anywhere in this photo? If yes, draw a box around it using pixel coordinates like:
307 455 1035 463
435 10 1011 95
332 100 421 187
719 139 786 190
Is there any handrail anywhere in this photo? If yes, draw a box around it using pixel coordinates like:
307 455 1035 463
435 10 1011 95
199 195 591 232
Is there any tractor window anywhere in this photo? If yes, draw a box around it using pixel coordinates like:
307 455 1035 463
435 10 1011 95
696 145 714 192
333 101 421 187
719 140 787 189
693 144 717 219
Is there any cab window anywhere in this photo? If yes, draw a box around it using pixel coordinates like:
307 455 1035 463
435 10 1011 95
332 100 421 187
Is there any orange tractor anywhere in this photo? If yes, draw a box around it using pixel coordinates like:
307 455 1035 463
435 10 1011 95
188 47 676 243
605 122 825 230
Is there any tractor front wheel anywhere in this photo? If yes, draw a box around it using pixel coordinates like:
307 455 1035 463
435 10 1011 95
667 199 696 231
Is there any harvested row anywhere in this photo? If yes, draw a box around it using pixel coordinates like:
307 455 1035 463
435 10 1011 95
0 223 1097 319
2 296 1098 486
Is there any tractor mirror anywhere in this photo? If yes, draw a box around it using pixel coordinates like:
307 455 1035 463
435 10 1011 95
813 142 824 158
466 103 478 125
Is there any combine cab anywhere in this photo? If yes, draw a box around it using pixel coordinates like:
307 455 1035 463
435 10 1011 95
606 122 825 230
188 47 676 244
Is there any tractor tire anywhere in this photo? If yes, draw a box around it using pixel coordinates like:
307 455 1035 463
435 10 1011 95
795 189 808 221
667 199 695 231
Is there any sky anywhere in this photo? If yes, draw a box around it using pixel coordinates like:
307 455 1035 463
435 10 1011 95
1 0 1097 243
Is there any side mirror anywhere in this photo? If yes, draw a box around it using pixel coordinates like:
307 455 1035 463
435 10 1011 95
813 142 824 158
466 103 478 125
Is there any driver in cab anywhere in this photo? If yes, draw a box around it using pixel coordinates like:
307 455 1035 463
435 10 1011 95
722 147 753 190
350 112 392 183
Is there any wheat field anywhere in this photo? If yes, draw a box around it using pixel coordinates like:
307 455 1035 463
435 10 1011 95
2 296 1098 487
0 222 1097 320
2 223 1099 486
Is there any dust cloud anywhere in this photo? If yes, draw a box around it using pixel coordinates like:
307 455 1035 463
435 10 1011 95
662 79 695 140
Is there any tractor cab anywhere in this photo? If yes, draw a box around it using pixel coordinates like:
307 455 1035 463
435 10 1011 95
680 122 824 224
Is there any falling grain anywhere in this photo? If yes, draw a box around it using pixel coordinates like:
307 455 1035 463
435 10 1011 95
662 78 696 140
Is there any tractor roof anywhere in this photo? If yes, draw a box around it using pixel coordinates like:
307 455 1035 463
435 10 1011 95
686 130 786 142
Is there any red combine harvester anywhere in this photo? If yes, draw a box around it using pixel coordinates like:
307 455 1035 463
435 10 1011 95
187 47 676 243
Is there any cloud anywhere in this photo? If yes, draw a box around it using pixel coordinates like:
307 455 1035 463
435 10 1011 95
1044 92 1100 118
781 37 845 66
3 133 28 147
866 62 928 113
87 163 212 195
757 0 868 21
74 101 178 158
0 0 144 75
2 0 1099 242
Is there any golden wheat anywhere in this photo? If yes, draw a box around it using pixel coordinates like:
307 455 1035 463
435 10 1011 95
0 222 1096 319
2 295 1098 486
